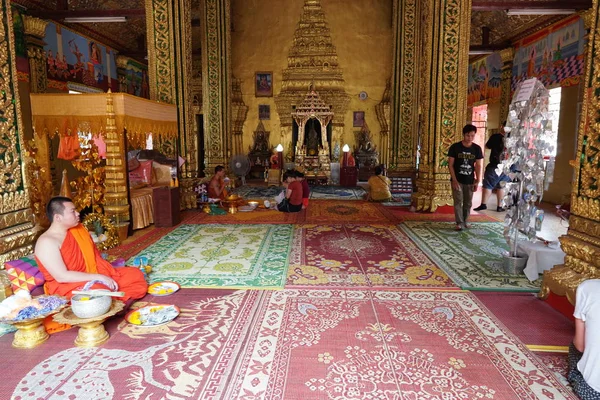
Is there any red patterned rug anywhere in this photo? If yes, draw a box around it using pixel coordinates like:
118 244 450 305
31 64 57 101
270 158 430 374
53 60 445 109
475 292 574 346
287 224 456 288
304 200 398 224
533 352 571 389
3 289 575 399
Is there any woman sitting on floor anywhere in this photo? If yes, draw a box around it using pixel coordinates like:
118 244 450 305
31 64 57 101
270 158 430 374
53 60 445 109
277 170 303 213
366 165 392 202
568 279 600 399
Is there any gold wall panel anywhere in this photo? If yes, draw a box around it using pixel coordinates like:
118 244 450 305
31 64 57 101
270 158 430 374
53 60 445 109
232 0 391 156
145 0 176 104
0 0 35 261
413 0 472 212
540 0 600 304
201 0 232 169
390 0 419 172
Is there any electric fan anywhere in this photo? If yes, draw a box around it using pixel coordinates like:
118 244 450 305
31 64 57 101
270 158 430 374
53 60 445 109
229 155 251 185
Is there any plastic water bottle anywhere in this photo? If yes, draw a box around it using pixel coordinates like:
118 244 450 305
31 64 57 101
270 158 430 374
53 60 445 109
535 209 544 231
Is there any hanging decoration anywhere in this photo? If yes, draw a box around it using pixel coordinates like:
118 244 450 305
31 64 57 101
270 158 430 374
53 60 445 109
501 78 556 268
70 133 105 213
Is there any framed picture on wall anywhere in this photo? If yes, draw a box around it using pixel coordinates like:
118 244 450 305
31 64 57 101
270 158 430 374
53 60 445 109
259 104 270 120
353 111 365 127
255 72 273 97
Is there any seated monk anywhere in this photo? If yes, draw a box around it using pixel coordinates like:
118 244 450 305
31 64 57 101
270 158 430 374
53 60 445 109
34 196 148 302
208 165 228 200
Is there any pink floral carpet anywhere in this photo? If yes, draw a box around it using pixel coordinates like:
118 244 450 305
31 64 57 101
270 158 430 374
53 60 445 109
287 224 456 288
5 289 575 399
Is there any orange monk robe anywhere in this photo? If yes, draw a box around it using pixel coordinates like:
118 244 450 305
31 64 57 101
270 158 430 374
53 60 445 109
36 224 148 301
208 176 227 200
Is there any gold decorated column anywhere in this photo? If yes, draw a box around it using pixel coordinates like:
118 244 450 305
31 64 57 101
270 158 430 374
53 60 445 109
0 2 36 264
498 47 514 123
145 0 196 177
539 3 600 304
22 16 48 94
102 91 129 227
389 0 420 172
413 0 472 212
200 0 232 169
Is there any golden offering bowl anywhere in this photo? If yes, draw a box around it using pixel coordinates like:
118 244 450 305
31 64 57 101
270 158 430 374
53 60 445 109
225 194 240 201
54 300 124 347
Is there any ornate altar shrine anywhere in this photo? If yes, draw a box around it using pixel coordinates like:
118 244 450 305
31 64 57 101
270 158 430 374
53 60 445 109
353 121 379 181
248 121 272 178
292 88 333 181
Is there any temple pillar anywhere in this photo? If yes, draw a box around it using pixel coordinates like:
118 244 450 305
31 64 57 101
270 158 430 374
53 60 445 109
539 6 600 304
0 2 37 264
200 0 232 170
389 0 420 172
231 76 248 156
375 79 391 167
102 92 130 228
413 0 472 212
22 16 48 94
145 0 196 177
498 47 514 123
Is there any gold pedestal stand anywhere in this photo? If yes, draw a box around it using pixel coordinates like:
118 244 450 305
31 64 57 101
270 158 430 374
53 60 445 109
11 317 49 349
53 300 124 347
1 297 68 349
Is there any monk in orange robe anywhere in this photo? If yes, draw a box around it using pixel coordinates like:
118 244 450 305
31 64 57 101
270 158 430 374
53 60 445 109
35 197 148 302
208 165 228 200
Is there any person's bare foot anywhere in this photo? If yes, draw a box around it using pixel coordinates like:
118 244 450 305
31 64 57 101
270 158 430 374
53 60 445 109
455 224 463 231
464 223 472 229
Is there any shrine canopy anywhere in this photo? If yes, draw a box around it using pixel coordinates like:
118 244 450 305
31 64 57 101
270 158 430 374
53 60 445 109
29 92 178 147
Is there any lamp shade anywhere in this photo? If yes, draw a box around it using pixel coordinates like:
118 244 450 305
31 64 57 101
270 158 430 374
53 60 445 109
342 144 350 152
276 144 284 152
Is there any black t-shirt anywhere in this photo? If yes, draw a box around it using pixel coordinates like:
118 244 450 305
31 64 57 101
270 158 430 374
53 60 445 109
486 133 506 166
448 141 483 185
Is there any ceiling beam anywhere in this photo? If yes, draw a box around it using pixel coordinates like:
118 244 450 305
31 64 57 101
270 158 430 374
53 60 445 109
27 9 145 20
472 0 591 11
469 44 511 53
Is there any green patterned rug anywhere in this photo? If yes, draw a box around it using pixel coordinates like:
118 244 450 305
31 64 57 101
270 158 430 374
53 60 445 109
129 224 293 289
399 221 540 292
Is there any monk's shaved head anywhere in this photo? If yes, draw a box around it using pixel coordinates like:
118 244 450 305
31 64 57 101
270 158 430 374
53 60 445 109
46 196 73 222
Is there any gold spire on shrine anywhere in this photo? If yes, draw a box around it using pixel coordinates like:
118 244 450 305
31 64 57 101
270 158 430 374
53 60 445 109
276 0 349 127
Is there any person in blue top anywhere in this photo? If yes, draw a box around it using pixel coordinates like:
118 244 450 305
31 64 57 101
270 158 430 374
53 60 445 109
448 124 484 231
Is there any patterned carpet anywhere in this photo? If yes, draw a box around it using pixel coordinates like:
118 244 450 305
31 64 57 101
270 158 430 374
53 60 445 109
233 184 368 201
128 224 293 288
475 292 574 346
287 224 456 288
309 185 366 200
389 207 500 222
232 185 283 199
400 221 541 291
304 200 398 224
381 192 413 206
4 289 575 399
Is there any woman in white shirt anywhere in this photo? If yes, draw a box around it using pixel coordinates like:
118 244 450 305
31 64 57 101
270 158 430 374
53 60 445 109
568 279 600 399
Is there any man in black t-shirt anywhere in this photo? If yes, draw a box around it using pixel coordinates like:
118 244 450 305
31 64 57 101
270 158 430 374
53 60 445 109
448 124 484 231
473 121 512 212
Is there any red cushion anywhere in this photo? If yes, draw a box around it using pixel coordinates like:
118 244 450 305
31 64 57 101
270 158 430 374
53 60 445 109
4 256 45 293
129 160 153 186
